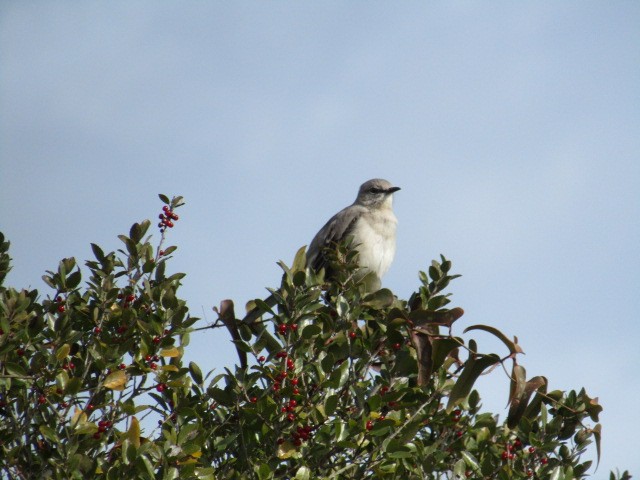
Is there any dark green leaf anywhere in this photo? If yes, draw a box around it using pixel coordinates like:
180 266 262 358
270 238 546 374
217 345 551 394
447 354 500 411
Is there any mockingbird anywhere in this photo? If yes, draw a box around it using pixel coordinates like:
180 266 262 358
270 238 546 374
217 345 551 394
243 178 400 324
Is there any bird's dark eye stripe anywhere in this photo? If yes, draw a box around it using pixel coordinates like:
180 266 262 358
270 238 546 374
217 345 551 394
369 187 383 193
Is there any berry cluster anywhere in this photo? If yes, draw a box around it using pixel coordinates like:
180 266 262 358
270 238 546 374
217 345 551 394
158 205 179 232
93 418 113 440
145 353 160 370
276 323 298 335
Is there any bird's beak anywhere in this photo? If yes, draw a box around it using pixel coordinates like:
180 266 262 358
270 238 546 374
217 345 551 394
387 186 401 194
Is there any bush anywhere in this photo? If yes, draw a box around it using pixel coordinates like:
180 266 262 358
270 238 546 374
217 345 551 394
0 195 630 480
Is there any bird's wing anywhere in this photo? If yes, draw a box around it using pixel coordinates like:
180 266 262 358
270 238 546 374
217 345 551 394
306 205 365 272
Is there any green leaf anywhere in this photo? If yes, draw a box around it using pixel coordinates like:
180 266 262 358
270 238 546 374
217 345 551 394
66 377 83 395
291 246 307 272
362 288 394 309
136 455 156 479
301 324 321 339
4 362 27 377
549 466 564 480
39 424 58 442
447 354 500 411
461 451 481 472
189 361 203 385
463 324 524 355
294 466 311 480
328 360 349 388
325 394 338 416
67 270 81 289
431 337 461 371
91 243 105 261
159 193 170 204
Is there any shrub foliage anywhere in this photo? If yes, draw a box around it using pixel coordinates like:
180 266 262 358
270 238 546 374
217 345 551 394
0 196 631 480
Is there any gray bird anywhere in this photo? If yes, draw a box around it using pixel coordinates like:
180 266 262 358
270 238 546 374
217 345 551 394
243 178 400 324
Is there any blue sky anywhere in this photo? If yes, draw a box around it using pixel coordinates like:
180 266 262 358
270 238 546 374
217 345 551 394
1 2 638 475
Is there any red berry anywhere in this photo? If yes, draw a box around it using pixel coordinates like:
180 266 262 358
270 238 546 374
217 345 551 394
126 294 135 302
349 331 357 339
150 363 157 370
156 383 166 392
501 451 509 460
94 327 102 334
465 471 473 478
528 446 536 454
287 413 295 422
171 213 179 221
290 323 298 331
540 457 548 465
276 438 285 445
514 438 522 448
278 324 288 335
455 430 463 438
250 397 257 403
56 296 63 302
163 205 170 213
145 354 152 362
0 328 4 335
152 336 161 345
93 432 101 440
392 342 401 350
291 378 299 385
275 351 287 359
508 453 515 460
86 404 95 411
292 388 300 395
117 326 127 334
98 425 106 433
59 401 69 408
527 470 533 477
57 305 65 313
165 220 174 228
380 386 389 395
17 348 25 356
366 420 373 431
293 438 302 446
37 395 46 405
453 409 461 416
289 399 297 407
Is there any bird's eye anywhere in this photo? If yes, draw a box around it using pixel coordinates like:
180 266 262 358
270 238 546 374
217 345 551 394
369 187 382 194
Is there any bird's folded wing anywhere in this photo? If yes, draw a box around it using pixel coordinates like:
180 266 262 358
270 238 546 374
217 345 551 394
307 205 364 272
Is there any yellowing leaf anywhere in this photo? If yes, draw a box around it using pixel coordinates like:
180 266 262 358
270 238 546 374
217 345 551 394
160 347 180 357
177 456 199 465
104 370 127 390
277 440 298 459
71 408 88 430
56 344 71 361
128 416 141 448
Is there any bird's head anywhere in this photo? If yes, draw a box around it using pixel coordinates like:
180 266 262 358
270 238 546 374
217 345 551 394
355 178 401 208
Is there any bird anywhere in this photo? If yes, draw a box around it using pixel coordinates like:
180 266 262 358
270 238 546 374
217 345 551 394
243 178 400 324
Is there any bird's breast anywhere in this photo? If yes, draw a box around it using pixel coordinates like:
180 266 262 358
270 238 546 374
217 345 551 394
353 210 397 279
